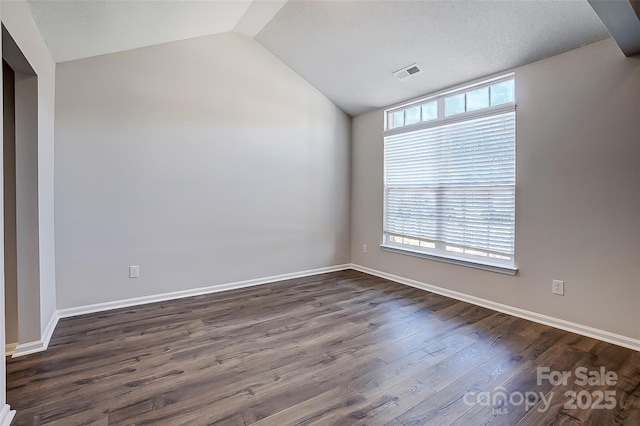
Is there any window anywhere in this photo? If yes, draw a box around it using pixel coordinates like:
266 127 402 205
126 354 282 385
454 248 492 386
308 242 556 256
383 75 516 273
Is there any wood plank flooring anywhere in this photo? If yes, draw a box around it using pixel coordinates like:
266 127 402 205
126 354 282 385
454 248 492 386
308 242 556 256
6 270 640 425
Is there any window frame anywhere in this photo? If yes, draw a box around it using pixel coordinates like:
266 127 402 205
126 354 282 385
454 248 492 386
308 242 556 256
381 74 518 275
384 74 515 134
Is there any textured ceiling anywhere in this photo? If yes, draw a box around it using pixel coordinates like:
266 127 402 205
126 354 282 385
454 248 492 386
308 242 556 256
26 0 610 116
27 0 254 62
256 0 610 116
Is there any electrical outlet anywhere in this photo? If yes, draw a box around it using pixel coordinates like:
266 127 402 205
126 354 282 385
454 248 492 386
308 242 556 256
552 280 564 295
129 265 140 279
362 244 368 254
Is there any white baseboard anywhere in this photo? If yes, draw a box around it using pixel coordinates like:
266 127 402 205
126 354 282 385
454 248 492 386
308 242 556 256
56 264 352 319
351 264 640 352
20 262 637 359
0 405 15 426
4 343 17 357
42 310 61 350
10 310 61 358
13 264 350 358
12 340 45 358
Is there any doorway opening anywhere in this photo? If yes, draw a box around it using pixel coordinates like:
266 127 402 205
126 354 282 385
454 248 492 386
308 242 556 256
2 25 40 357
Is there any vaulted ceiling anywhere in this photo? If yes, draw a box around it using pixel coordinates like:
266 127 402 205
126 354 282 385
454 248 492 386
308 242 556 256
27 0 613 117
256 0 609 116
27 0 287 62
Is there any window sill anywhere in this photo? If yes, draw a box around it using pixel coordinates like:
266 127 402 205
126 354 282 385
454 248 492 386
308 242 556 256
379 244 518 276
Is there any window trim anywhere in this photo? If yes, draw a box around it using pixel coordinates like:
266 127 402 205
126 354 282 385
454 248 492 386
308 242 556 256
384 73 515 133
384 102 516 137
380 243 518 275
382 74 517 274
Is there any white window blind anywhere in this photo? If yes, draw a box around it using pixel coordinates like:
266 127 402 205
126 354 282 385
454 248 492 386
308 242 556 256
384 88 516 268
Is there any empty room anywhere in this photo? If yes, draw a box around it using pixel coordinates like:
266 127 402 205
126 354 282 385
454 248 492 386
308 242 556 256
1 0 639 425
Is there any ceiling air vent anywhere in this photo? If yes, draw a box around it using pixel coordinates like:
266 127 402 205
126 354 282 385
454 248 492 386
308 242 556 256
393 64 423 80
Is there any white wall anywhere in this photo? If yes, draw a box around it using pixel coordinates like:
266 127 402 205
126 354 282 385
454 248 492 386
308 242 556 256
14 74 40 343
352 38 640 341
1 0 56 348
55 32 351 309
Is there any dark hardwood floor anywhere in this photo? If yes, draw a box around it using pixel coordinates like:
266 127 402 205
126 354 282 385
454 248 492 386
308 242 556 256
6 270 640 425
